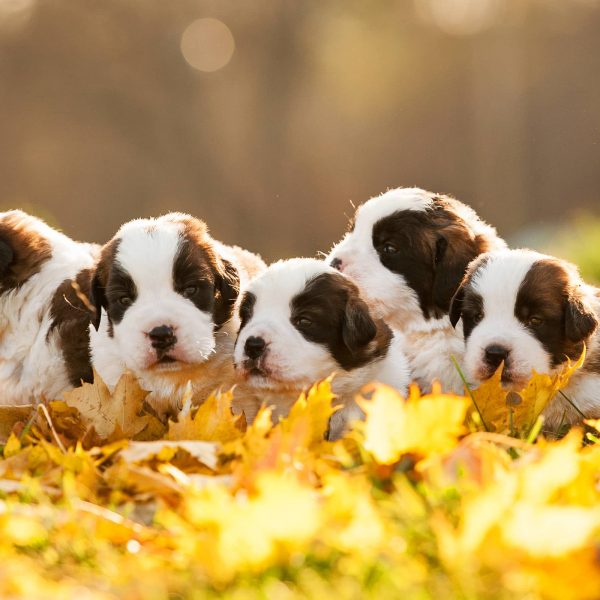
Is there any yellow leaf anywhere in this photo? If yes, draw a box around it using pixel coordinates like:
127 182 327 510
356 383 469 465
63 371 161 441
279 378 337 446
471 349 586 435
167 386 244 443
3 433 21 458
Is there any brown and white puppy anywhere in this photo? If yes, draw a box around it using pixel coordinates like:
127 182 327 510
232 258 411 438
0 210 99 404
88 213 265 417
327 187 506 394
449 249 600 429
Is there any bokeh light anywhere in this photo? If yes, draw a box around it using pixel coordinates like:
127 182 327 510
415 0 505 35
180 18 235 73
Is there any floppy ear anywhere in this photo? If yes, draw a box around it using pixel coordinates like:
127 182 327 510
88 270 106 331
449 283 466 328
565 292 598 343
0 239 14 279
431 231 477 317
214 258 240 327
342 295 377 353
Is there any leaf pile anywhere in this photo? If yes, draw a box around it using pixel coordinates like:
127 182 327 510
0 364 598 599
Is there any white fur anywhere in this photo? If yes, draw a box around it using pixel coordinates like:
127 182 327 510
327 187 506 394
0 212 97 404
464 249 551 385
90 214 257 416
233 258 411 437
460 248 600 429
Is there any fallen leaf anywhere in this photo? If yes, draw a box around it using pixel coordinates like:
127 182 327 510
471 349 586 435
0 405 34 444
167 385 245 443
63 371 162 441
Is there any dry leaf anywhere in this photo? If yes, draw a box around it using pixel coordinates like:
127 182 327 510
63 371 163 441
167 386 245 443
0 405 34 444
471 349 586 435
356 383 469 465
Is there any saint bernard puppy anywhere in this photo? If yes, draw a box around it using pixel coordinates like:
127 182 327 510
232 258 411 439
327 187 506 394
449 249 600 429
0 210 99 404
89 213 265 417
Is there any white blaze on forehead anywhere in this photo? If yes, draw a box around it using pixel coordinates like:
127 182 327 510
115 217 184 291
353 187 434 233
248 257 335 314
471 249 542 318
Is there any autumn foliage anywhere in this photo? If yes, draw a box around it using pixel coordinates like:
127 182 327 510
0 356 598 599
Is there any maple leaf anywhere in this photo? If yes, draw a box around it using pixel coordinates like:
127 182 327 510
166 384 245 443
471 349 586 435
62 371 164 441
355 383 469 465
279 378 337 447
0 406 34 444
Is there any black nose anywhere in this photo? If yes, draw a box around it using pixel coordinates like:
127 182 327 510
244 336 266 359
148 325 177 350
330 257 342 271
484 344 510 368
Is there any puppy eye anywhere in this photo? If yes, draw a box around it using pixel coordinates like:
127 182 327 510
119 296 133 307
382 243 398 255
295 316 313 328
473 312 484 323
529 316 543 327
182 285 198 299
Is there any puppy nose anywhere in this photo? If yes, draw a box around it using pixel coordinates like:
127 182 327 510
484 344 510 368
330 257 343 271
244 336 266 359
148 325 177 350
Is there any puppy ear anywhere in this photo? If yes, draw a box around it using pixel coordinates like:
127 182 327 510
431 230 477 318
88 270 106 331
0 239 14 278
214 258 240 327
449 283 465 328
342 295 377 353
565 292 598 343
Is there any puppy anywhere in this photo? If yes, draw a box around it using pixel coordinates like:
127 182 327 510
233 258 411 438
449 249 600 429
89 213 265 416
327 187 506 393
0 210 98 404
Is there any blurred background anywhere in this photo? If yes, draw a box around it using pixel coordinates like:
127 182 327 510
0 0 599 280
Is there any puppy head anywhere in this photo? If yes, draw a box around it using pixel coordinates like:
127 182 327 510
449 249 598 387
234 258 391 391
327 188 505 326
90 213 239 376
0 210 53 293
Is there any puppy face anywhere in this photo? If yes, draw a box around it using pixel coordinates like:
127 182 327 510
91 213 239 377
450 250 598 387
328 188 504 325
234 259 391 391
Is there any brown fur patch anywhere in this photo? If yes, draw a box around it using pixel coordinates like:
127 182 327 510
516 259 598 366
48 268 95 386
372 195 499 319
89 238 121 331
176 217 241 328
290 272 392 370
0 210 52 292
